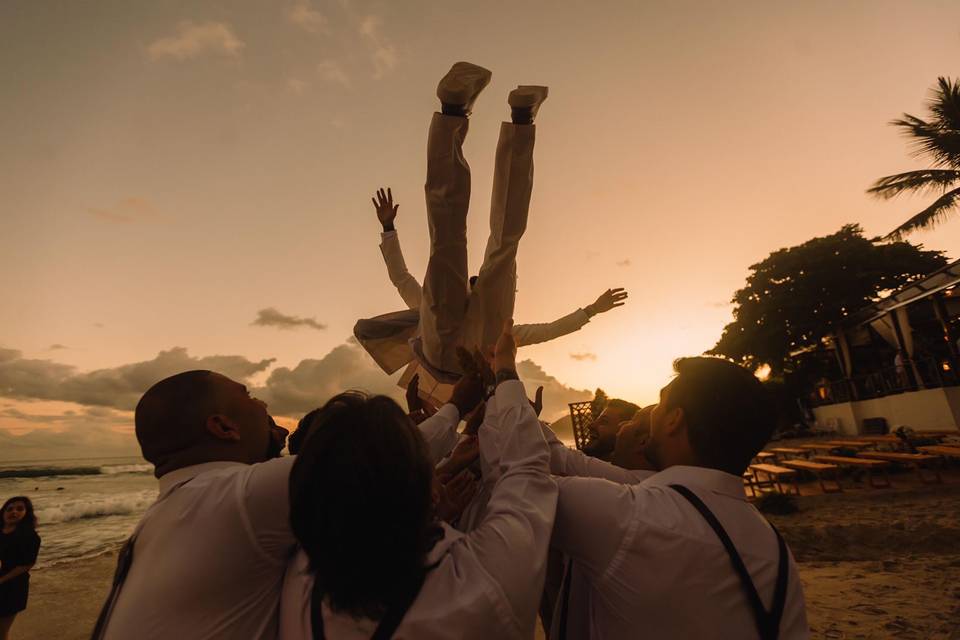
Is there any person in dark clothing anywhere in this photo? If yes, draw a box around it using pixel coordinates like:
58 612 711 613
0 496 41 640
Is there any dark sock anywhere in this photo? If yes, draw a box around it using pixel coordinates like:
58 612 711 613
442 103 467 117
511 106 533 125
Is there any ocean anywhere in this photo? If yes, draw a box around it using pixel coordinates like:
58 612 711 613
0 457 156 568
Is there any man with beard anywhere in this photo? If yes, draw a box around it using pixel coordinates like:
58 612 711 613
581 398 640 460
549 357 810 639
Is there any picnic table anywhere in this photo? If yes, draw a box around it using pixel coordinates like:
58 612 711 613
813 455 891 488
917 445 960 459
748 463 800 495
767 447 809 459
858 451 942 484
779 459 842 493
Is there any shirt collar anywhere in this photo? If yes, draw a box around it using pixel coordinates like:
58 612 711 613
157 461 245 497
641 465 747 501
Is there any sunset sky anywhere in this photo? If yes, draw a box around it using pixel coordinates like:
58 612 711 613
4 0 960 459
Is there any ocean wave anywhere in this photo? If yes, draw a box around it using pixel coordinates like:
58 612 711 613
35 491 156 524
0 463 152 479
100 463 153 475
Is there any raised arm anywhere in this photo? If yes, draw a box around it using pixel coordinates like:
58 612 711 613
373 187 423 309
540 422 653 483
512 287 628 347
465 322 558 635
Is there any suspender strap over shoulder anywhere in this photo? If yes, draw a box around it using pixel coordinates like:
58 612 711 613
311 561 440 640
668 483 789 640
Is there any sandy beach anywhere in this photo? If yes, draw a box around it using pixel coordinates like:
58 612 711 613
8 474 960 639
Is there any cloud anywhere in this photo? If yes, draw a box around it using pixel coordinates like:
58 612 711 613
286 1 328 33
147 21 245 61
48 344 68 351
252 308 327 331
286 77 308 95
616 259 631 267
0 407 138 462
515 360 593 422
317 60 351 88
0 347 274 411
570 352 597 362
85 197 158 224
358 15 397 78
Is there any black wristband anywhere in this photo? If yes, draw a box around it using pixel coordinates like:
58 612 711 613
495 368 519 385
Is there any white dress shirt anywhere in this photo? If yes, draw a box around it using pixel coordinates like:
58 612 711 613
552 466 810 639
416 403 461 464
102 457 297 640
379 229 592 347
278 380 558 640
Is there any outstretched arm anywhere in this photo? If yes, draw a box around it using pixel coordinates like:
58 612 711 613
512 288 629 347
373 187 423 309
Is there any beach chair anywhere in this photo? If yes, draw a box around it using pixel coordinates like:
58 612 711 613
748 463 800 495
858 451 942 484
813 455 891 488
779 460 843 493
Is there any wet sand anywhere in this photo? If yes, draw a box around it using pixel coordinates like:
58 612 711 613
9 476 960 639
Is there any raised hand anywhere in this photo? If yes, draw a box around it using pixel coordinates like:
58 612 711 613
434 469 479 525
494 319 517 374
530 386 544 417
406 373 423 414
586 288 628 316
371 187 399 231
451 348 485 417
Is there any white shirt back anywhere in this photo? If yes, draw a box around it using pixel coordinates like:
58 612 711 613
552 466 810 639
103 457 296 640
278 380 557 640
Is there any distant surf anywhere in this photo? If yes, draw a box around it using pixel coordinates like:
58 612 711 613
0 463 152 479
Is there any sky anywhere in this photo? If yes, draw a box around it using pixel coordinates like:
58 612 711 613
3 0 960 459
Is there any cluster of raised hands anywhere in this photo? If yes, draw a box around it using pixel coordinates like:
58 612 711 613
407 320 547 526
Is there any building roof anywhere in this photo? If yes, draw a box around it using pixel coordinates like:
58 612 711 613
846 258 960 327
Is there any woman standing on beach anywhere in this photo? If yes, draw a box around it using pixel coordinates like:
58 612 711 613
0 497 41 640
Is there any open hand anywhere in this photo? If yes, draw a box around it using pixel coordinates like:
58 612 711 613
494 319 517 373
586 288 628 316
371 187 398 230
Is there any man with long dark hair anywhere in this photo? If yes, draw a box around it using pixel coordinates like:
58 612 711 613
280 321 558 639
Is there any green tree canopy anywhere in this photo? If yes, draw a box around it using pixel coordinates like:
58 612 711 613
710 224 945 374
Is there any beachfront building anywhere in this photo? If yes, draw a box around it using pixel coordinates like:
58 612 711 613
806 260 960 434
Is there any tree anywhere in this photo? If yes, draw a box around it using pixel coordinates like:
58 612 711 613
710 224 945 375
590 388 608 418
869 77 960 239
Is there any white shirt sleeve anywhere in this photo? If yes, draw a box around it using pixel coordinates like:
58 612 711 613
240 455 298 562
540 422 654 483
553 476 634 576
466 380 558 633
380 230 423 310
512 308 591 347
417 403 461 464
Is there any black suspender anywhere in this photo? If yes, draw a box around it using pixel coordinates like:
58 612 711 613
669 484 789 640
311 561 440 640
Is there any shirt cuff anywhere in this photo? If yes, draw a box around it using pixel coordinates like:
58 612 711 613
575 308 592 324
494 379 529 410
380 230 398 241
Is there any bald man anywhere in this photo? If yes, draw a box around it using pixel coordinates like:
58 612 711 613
93 370 294 640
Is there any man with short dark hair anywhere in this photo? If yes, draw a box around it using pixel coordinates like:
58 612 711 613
95 370 295 640
581 398 640 460
551 357 810 639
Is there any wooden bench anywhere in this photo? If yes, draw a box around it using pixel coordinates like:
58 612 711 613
768 447 809 459
813 455 891 488
748 463 800 495
826 440 872 450
753 451 777 463
918 445 960 458
858 452 942 484
855 435 903 451
779 460 842 493
798 443 834 453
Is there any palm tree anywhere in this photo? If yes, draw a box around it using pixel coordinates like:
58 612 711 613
869 77 960 239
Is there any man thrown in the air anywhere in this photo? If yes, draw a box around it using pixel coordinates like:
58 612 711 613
355 61 627 393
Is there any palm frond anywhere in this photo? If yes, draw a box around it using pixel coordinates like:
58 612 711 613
868 169 960 199
891 114 960 168
884 186 960 240
929 77 960 131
